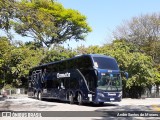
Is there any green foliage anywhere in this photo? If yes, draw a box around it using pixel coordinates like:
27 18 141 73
10 43 44 87
3 84 13 89
0 38 44 87
76 45 102 55
113 13 160 69
126 53 154 88
0 37 12 85
113 13 160 97
41 46 76 64
0 0 14 32
102 40 157 88
0 0 92 48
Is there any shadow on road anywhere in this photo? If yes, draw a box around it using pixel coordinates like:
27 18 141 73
92 105 156 120
80 102 119 107
40 98 119 107
0 96 7 101
0 97 57 111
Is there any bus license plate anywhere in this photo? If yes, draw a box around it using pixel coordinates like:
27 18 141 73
110 98 115 101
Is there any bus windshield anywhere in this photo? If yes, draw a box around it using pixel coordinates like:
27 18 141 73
93 57 119 70
97 73 122 91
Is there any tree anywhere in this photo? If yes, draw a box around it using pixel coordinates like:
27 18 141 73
100 40 158 98
113 13 160 64
0 36 13 87
0 0 92 48
0 37 44 88
9 42 44 88
113 13 160 97
0 0 16 39
41 45 76 64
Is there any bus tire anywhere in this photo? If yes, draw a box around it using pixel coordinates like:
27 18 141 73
38 92 42 100
69 93 74 104
34 91 38 99
77 93 83 105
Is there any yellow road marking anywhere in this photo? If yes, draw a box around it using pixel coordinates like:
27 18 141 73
152 105 160 111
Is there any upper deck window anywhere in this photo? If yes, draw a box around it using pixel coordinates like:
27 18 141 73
93 57 119 70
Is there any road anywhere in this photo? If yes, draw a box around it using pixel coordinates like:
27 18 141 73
0 95 160 120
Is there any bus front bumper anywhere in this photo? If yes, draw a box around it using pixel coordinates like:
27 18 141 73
94 92 122 103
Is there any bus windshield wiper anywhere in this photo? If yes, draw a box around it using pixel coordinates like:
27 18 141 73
106 79 119 91
106 79 111 90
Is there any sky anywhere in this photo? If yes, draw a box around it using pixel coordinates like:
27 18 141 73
57 0 160 49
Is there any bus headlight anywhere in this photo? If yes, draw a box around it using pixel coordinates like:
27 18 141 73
118 92 122 97
98 93 105 97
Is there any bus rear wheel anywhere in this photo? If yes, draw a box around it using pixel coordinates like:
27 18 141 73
77 93 83 105
38 92 42 100
34 92 38 99
69 93 74 104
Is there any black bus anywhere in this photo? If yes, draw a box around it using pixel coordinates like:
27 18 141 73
28 54 128 105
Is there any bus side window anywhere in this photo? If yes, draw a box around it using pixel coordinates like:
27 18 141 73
53 80 59 88
66 59 75 70
59 62 66 71
60 78 65 89
70 78 79 89
64 78 70 89
83 56 93 68
47 80 52 88
85 71 96 91
76 56 93 69
52 63 59 72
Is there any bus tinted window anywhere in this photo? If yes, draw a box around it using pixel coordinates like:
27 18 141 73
66 59 75 69
93 57 119 70
47 80 53 88
70 78 79 89
76 56 93 69
59 61 66 71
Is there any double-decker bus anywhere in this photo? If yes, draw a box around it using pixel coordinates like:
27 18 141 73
28 54 128 105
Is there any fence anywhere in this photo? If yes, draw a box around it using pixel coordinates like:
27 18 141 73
0 88 27 96
141 85 160 98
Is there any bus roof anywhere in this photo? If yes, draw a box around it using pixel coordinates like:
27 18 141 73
32 54 114 70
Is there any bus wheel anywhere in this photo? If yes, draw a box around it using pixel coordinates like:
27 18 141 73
77 93 83 105
34 92 38 99
38 92 42 100
69 93 74 104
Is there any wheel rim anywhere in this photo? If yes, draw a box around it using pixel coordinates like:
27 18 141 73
69 93 73 104
78 93 82 105
34 92 37 99
38 92 41 100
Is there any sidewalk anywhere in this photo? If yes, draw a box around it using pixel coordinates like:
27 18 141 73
118 98 160 106
0 94 28 101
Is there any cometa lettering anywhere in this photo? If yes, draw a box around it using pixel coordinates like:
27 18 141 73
57 73 70 78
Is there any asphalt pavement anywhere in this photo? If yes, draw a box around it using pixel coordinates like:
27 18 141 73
0 95 160 120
